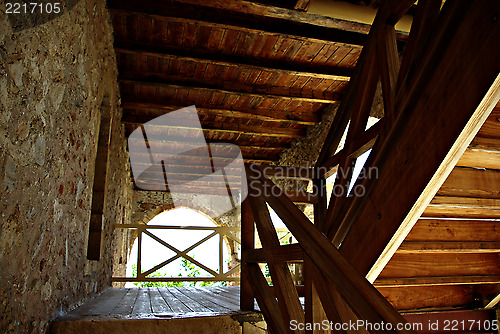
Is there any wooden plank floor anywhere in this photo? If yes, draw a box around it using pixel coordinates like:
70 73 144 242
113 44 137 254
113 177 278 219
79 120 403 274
67 286 260 318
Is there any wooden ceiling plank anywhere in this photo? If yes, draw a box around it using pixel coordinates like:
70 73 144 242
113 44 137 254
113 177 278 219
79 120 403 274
121 100 319 125
377 285 478 312
128 135 285 150
423 196 500 219
129 156 275 167
108 0 381 47
335 0 500 282
123 118 305 138
119 76 341 104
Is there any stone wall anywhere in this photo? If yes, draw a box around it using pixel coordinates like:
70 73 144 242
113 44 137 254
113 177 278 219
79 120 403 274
0 1 132 332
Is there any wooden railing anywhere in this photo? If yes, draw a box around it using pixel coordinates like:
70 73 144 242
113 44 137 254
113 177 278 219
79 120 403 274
113 224 242 283
112 223 293 284
239 0 500 333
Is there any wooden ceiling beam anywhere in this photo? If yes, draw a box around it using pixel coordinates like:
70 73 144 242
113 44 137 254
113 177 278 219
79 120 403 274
121 99 320 126
123 118 305 138
114 43 352 82
108 0 376 47
119 76 342 104
129 155 275 166
128 139 284 155
133 184 238 196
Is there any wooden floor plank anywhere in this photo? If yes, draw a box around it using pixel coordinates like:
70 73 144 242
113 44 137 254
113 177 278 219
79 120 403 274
212 286 260 310
110 288 140 315
131 288 152 315
167 287 212 312
179 287 233 312
195 287 241 310
65 287 263 318
148 287 172 313
157 287 193 313
70 288 128 316
88 288 130 316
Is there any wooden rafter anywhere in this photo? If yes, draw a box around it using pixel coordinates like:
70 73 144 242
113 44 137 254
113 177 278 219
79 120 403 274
119 76 342 104
114 43 353 82
124 120 306 138
121 100 320 126
108 0 372 46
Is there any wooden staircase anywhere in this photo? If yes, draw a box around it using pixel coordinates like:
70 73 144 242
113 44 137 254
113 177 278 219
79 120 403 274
239 1 500 333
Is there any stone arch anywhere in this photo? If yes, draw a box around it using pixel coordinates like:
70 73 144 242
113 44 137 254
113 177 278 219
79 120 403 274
129 199 242 279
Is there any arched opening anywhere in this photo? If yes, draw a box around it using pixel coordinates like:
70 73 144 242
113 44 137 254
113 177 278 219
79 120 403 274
125 207 239 287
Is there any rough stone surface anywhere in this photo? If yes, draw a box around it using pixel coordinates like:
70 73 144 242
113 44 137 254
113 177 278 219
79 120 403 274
0 1 133 332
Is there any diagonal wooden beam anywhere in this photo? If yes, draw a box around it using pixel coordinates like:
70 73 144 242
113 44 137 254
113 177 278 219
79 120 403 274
247 263 290 334
315 0 414 168
248 194 305 332
396 0 442 94
246 165 414 333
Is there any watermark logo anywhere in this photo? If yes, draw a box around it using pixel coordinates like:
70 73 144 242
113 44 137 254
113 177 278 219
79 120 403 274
247 163 378 199
6 0 82 32
128 105 247 218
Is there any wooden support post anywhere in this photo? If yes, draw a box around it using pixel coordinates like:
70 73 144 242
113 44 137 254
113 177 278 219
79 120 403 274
240 198 256 311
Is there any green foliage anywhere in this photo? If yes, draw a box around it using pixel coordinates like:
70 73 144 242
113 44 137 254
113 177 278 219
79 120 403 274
131 258 228 287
